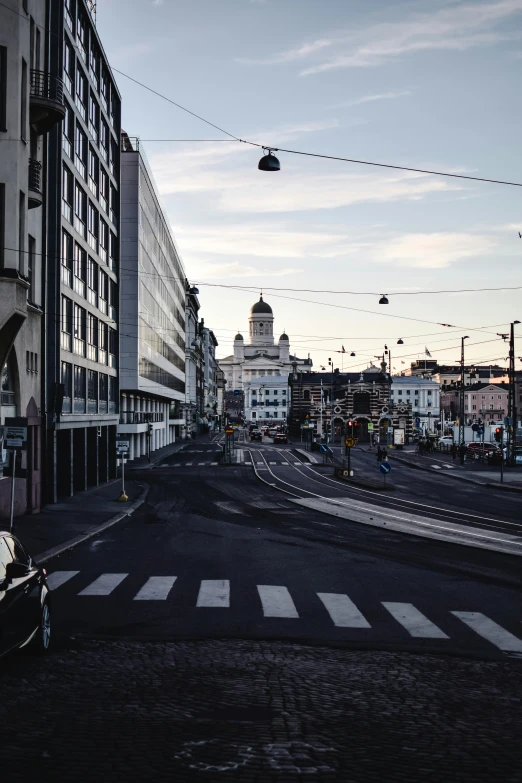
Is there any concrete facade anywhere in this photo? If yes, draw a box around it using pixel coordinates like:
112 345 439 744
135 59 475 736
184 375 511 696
0 0 59 516
244 374 289 425
44 0 120 501
391 376 440 435
184 287 203 436
118 135 185 461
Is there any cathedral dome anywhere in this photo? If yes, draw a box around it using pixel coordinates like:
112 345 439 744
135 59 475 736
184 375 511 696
279 332 289 341
250 295 273 315
234 333 243 340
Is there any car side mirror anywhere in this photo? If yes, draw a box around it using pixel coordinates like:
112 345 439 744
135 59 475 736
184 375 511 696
5 561 30 580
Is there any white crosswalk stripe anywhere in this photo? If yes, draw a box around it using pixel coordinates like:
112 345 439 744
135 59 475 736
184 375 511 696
451 612 522 652
78 573 128 596
46 570 80 590
133 576 177 601
211 462 218 465
197 580 230 608
318 593 370 628
382 602 449 638
257 585 299 618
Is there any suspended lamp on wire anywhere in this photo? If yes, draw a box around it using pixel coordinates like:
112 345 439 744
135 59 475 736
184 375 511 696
397 338 404 345
350 352 355 357
379 294 389 305
258 148 281 172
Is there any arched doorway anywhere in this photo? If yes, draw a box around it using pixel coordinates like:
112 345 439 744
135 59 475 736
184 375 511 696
332 417 344 444
354 416 371 443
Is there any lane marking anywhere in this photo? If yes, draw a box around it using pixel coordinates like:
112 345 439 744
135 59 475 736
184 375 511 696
197 579 230 608
185 462 193 466
211 462 218 465
281 462 289 466
451 612 522 653
78 573 128 596
257 585 299 618
46 570 80 590
317 593 371 628
382 602 449 638
134 576 177 601
198 462 206 466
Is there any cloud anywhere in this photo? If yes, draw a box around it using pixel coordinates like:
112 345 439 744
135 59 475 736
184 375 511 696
330 90 412 108
376 232 496 269
110 42 153 63
236 0 522 74
193 262 301 279
152 0 164 5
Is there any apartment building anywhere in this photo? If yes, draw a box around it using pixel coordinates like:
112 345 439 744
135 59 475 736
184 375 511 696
0 0 64 516
118 135 186 460
45 0 120 500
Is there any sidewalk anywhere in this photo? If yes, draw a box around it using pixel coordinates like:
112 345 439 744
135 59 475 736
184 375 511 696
10 478 147 561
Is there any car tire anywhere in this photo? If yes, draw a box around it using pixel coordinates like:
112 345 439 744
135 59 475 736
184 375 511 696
31 599 51 655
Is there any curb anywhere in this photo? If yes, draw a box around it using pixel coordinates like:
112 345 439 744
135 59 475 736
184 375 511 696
390 455 522 494
36 483 150 564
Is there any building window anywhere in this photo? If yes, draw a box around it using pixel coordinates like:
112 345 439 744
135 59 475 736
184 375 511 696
99 321 108 365
61 229 73 287
415 389 419 395
109 278 117 321
61 361 72 413
73 243 86 297
406 390 410 395
99 218 108 263
73 365 86 413
88 146 98 197
89 43 99 90
87 369 98 413
398 390 403 396
21 58 27 141
0 46 7 132
62 101 74 158
87 313 98 361
89 93 99 143
74 122 87 179
76 10 87 62
109 183 117 225
73 303 86 356
87 256 97 305
99 168 109 213
110 138 118 178
64 0 74 31
18 191 25 272
74 182 86 237
75 66 87 120
109 375 118 413
109 231 117 270
108 327 117 367
100 68 108 111
27 235 35 303
61 295 73 351
99 373 108 413
427 390 432 396
100 120 109 161
98 269 108 314
63 41 73 93
87 201 98 251
62 165 73 222
472 404 476 410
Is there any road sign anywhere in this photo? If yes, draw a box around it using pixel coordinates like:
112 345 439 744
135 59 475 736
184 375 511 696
319 444 328 453
225 427 234 435
233 390 240 396
344 436 355 448
379 461 392 475
367 423 374 432
3 426 27 448
116 440 129 452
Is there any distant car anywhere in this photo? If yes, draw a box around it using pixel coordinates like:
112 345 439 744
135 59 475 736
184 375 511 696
438 436 454 448
250 429 262 441
274 433 288 444
268 428 278 438
248 424 257 433
0 532 51 658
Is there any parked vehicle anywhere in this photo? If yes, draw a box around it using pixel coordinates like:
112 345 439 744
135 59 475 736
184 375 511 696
268 428 278 438
274 433 288 444
250 429 262 441
438 436 454 448
0 532 51 658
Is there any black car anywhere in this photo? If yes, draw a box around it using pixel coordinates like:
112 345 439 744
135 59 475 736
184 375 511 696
0 531 51 657
274 433 288 444
250 429 262 441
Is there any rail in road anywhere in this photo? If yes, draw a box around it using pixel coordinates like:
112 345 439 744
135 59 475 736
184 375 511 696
245 442 522 558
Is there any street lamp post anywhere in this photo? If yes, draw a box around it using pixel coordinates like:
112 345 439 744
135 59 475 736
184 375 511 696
459 336 469 448
508 321 520 465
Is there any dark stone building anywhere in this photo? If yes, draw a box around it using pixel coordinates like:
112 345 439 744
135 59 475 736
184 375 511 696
290 365 410 444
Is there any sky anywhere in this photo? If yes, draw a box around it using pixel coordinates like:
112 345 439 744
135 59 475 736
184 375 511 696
97 0 522 373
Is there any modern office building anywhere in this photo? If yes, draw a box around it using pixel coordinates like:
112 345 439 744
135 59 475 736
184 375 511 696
45 0 121 500
118 134 186 460
0 0 63 516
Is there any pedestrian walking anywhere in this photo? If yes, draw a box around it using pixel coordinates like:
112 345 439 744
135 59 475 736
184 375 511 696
451 443 457 462
376 446 383 463
459 443 466 465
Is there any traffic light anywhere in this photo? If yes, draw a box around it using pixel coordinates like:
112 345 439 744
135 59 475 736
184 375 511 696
494 427 502 442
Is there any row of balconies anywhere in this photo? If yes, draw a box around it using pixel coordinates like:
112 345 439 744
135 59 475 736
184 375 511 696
26 70 66 211
119 411 165 424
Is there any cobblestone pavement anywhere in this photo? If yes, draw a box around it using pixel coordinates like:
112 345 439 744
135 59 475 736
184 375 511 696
1 640 521 782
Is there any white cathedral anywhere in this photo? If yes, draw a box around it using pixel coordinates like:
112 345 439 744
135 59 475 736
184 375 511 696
219 295 312 392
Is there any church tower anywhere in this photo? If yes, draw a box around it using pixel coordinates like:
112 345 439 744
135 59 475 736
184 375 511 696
248 295 274 346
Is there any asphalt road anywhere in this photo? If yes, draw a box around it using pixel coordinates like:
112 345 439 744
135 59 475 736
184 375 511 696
45 434 522 660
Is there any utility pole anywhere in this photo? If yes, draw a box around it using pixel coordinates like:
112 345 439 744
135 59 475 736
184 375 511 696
508 321 520 465
459 336 469 447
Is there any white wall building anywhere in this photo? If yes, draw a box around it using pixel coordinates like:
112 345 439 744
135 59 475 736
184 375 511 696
118 135 185 461
219 295 311 391
244 374 289 424
391 376 440 434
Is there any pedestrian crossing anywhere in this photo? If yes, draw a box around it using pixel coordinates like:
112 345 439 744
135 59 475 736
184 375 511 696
165 459 298 468
46 570 522 654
